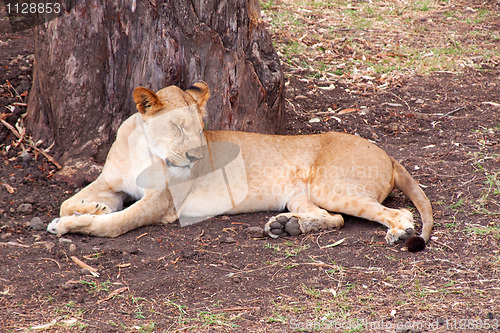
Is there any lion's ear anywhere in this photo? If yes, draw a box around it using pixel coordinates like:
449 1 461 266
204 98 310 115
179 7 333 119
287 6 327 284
133 87 163 114
186 81 210 108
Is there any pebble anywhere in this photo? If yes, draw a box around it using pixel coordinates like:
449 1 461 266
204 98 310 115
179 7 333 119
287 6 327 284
223 237 236 244
16 203 33 215
69 244 77 252
29 217 45 231
245 226 265 238
19 151 32 164
415 98 425 104
59 237 73 243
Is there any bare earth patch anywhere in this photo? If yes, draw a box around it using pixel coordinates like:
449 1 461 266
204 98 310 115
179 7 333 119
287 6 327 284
1 1 499 332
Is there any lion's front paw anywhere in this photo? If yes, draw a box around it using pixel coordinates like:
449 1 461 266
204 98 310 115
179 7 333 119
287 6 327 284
61 201 112 216
47 217 66 235
385 227 416 245
78 201 112 215
265 214 302 239
47 215 93 235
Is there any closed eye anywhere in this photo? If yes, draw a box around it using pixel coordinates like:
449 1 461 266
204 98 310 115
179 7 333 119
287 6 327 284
171 122 184 136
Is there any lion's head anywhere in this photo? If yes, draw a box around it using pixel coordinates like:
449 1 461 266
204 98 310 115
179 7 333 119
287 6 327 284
132 82 210 177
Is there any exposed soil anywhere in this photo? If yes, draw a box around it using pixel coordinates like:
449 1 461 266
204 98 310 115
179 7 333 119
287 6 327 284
1 3 499 333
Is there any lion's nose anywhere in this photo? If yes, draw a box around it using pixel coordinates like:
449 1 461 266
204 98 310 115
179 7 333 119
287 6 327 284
186 148 203 162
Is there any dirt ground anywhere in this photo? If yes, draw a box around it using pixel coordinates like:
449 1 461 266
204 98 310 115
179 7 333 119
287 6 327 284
1 2 499 333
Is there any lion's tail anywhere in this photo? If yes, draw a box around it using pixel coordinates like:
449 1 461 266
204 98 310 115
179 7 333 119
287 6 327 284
391 157 434 252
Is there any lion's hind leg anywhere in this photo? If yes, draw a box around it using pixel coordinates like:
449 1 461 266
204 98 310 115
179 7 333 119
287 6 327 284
265 193 344 238
314 195 417 245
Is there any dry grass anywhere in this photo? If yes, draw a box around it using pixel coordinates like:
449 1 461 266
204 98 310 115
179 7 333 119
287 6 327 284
261 0 500 88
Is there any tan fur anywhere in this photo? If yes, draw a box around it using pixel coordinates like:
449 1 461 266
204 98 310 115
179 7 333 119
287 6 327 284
48 82 433 250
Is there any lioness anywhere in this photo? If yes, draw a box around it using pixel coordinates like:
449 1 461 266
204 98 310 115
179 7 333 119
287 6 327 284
47 82 433 252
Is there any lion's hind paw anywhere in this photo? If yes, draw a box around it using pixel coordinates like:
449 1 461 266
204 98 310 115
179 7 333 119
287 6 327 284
386 227 416 245
265 215 302 238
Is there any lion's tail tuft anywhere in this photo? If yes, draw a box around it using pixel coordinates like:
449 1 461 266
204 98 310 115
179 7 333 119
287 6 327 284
405 235 426 252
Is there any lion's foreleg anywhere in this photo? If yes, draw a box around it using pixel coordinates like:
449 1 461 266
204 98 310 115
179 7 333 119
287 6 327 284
60 178 126 216
48 189 177 237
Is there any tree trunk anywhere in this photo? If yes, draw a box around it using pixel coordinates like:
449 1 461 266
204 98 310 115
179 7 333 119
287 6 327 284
26 0 284 167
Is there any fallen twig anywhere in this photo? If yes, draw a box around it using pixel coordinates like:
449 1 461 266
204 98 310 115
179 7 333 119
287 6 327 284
4 241 30 248
481 101 500 107
41 257 62 270
71 255 99 277
136 232 148 240
440 106 465 117
97 286 129 304
1 118 62 169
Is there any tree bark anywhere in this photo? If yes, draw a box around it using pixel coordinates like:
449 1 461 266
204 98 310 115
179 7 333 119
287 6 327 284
26 0 284 165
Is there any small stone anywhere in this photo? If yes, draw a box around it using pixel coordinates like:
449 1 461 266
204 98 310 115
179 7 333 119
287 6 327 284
25 196 35 204
245 226 265 238
20 152 32 164
69 244 77 252
59 237 73 243
223 237 236 244
415 98 425 104
16 203 33 215
29 217 45 231
1 232 12 239
81 268 90 275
